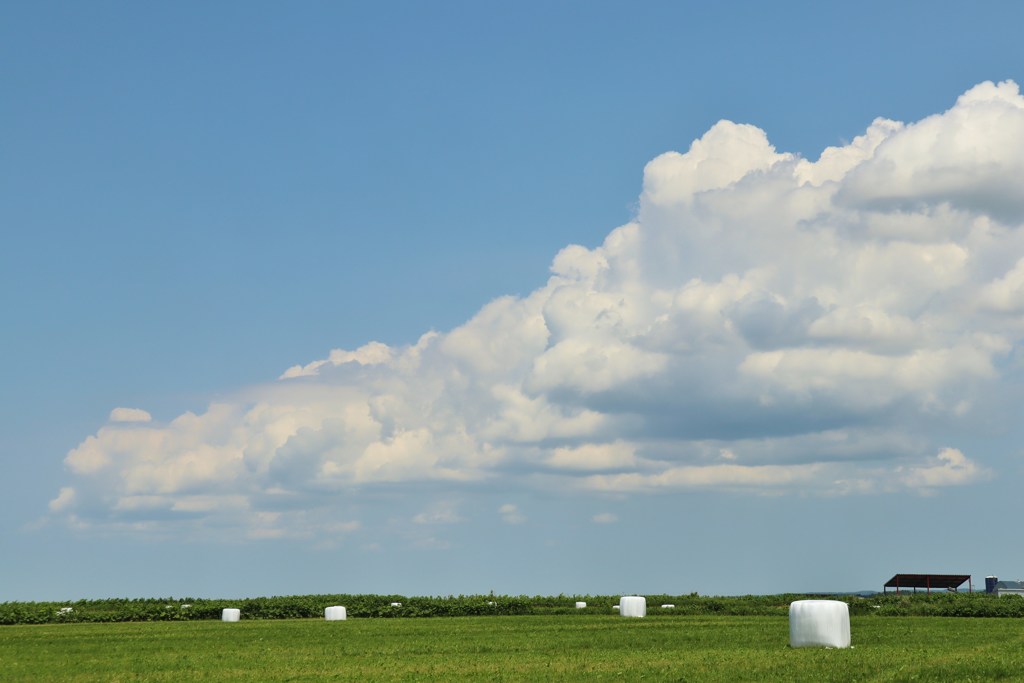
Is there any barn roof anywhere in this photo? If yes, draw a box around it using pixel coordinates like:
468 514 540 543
884 573 971 590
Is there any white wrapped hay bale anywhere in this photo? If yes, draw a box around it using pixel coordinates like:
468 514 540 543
575 601 587 609
661 604 675 609
789 600 850 648
390 602 402 607
221 608 240 622
324 606 347 621
619 596 646 618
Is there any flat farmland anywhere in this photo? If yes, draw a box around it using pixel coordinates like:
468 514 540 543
2 614 1024 681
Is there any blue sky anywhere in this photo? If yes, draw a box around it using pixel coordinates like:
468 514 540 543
4 1 1024 601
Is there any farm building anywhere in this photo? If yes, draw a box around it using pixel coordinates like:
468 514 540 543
994 580 1024 597
984 576 1024 596
883 573 972 594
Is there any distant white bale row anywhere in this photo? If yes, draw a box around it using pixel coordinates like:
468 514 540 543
219 605 351 622
59 604 184 617
221 595 850 649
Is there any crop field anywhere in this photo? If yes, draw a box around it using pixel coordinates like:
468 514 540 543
3 614 1024 681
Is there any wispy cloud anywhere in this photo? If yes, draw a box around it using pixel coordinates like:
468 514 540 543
108 407 152 423
413 501 464 525
499 504 526 525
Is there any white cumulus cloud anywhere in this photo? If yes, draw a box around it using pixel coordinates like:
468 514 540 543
52 81 1021 538
48 487 75 512
900 447 990 491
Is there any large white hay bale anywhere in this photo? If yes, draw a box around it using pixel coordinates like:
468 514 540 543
221 608 240 622
619 596 646 618
789 600 850 648
324 606 347 621
575 601 587 609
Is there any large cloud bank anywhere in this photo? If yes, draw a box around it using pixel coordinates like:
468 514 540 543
54 81 1024 538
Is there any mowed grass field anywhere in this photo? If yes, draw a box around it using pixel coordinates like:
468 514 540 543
3 614 1024 681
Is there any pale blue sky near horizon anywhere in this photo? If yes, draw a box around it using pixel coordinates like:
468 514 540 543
3 1 1024 601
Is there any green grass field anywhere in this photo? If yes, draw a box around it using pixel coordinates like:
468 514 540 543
3 614 1024 681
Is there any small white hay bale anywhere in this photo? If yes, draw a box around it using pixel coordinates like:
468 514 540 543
619 596 646 618
180 604 191 609
575 601 587 609
390 602 402 607
661 604 675 609
324 606 347 621
789 600 850 648
612 605 620 611
57 607 73 615
221 608 241 622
